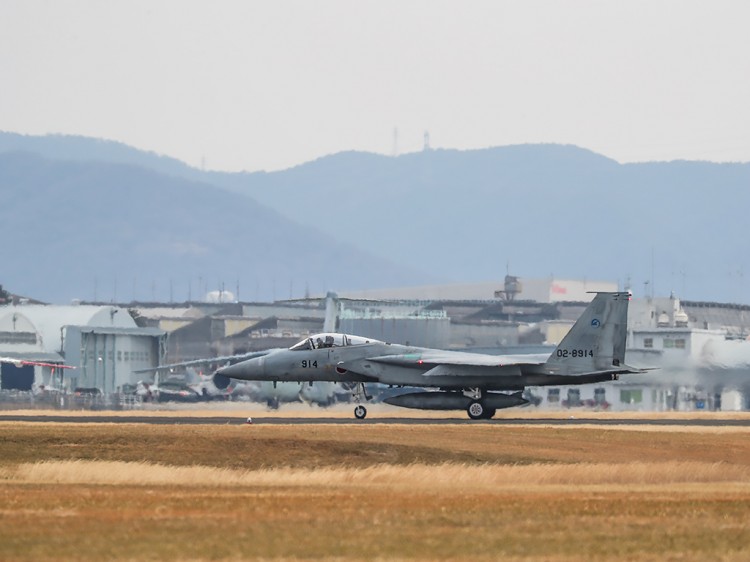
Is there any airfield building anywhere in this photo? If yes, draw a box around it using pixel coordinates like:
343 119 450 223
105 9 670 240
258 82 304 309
0 304 165 393
3 275 749 412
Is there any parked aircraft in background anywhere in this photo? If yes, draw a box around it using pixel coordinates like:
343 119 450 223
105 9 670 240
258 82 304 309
214 293 645 419
135 379 202 402
186 371 344 407
136 352 346 408
236 380 347 408
134 350 272 402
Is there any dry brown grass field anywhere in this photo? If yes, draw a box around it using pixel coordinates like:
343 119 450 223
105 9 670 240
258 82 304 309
1 416 750 561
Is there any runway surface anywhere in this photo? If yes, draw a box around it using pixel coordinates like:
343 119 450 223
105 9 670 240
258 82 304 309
2 414 750 426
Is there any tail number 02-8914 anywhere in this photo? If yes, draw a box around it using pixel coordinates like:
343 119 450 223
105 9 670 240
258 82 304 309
556 349 593 358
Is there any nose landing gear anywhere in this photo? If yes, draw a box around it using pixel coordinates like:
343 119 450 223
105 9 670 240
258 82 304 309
352 383 371 420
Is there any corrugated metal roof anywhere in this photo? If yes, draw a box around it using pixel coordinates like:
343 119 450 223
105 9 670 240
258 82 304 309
75 326 165 336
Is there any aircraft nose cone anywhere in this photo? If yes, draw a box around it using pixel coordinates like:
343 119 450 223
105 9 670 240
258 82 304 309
218 356 265 380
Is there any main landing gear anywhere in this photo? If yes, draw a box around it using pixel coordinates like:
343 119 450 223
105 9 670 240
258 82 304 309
467 400 496 420
465 388 496 420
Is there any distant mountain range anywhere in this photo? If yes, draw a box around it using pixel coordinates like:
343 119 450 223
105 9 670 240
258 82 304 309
1 131 749 304
0 143 426 303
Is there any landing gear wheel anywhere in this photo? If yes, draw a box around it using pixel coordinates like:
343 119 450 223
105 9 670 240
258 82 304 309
354 405 367 420
482 408 497 420
467 401 485 420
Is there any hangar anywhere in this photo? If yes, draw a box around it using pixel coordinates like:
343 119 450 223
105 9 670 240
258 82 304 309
0 304 166 392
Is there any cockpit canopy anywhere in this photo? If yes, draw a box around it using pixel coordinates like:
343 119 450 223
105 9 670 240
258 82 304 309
289 333 380 351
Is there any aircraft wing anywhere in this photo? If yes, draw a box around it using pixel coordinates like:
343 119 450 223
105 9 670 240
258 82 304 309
360 349 648 380
366 350 550 368
0 356 76 369
134 349 279 374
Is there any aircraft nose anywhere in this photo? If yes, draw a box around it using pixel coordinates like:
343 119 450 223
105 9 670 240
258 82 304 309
218 356 265 380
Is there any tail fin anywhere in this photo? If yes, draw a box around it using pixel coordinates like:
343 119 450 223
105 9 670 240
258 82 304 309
545 292 630 375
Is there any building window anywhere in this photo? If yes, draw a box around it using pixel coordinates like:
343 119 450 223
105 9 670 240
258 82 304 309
547 388 560 403
664 339 675 349
675 339 686 349
620 389 643 404
0 331 37 345
644 338 653 349
594 387 607 405
566 389 581 407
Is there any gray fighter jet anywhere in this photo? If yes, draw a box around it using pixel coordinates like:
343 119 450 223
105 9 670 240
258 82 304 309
214 292 644 419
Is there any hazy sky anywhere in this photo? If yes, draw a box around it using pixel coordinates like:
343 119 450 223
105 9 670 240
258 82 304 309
1 0 748 172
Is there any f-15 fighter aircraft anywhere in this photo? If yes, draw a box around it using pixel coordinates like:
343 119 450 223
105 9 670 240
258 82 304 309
213 292 644 419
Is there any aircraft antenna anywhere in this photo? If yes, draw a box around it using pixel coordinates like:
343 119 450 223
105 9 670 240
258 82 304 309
650 246 656 299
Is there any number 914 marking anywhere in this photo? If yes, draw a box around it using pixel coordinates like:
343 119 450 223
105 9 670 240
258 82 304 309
556 349 594 358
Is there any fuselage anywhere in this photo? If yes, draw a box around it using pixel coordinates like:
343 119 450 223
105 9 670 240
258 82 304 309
213 336 611 391
217 340 404 384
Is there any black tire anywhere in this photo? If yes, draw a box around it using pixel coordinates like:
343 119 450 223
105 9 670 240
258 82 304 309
483 408 497 419
467 400 484 420
354 405 367 419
